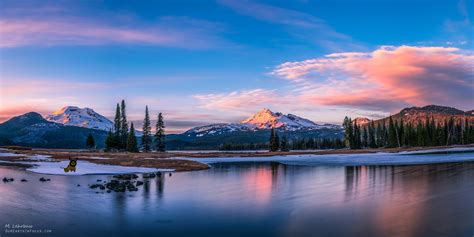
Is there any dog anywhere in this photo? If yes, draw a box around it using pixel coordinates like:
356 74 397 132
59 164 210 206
63 157 78 172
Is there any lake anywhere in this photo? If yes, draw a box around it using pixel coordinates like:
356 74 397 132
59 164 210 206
1 160 474 237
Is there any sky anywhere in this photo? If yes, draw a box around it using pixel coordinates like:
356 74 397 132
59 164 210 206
0 0 473 133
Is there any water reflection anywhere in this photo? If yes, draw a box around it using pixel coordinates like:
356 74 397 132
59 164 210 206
1 162 474 237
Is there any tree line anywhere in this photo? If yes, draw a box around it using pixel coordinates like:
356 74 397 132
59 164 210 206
104 100 166 152
343 116 474 149
220 128 344 151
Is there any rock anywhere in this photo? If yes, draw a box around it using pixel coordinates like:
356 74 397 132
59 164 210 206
106 190 111 193
89 184 105 190
136 181 144 186
142 173 156 179
21 179 27 182
97 179 102 182
106 180 126 192
113 174 138 180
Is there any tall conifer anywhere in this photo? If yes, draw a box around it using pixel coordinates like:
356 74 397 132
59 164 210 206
141 106 152 152
127 123 139 152
155 113 166 152
120 100 129 149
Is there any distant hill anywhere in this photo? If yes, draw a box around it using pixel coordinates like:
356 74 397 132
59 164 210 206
369 105 474 126
0 112 107 148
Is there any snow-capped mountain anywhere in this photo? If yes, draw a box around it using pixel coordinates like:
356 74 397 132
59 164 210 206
241 108 337 130
0 112 108 148
46 106 113 131
184 108 341 137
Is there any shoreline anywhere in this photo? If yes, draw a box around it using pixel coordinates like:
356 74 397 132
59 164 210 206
0 144 473 173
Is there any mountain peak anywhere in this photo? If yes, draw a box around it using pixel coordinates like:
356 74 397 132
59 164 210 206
20 112 44 120
241 108 278 126
46 106 113 131
353 117 370 125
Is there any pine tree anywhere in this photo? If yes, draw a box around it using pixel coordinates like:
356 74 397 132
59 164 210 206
105 130 115 152
343 117 354 148
126 123 139 152
399 118 404 147
269 128 280 152
269 128 274 151
154 113 166 152
113 103 121 149
141 106 152 152
376 122 384 147
120 100 129 149
369 121 377 148
388 116 398 148
86 133 95 149
362 127 368 148
280 136 289 152
274 132 280 151
353 121 361 149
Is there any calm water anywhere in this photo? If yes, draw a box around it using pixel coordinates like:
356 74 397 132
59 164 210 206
1 161 474 237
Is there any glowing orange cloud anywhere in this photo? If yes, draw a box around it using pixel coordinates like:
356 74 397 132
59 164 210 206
273 45 474 111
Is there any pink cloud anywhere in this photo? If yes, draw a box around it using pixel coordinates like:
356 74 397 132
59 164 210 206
272 45 474 112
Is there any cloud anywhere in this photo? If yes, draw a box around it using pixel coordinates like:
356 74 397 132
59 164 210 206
194 89 281 112
218 0 363 52
0 15 228 48
272 45 474 111
219 0 328 28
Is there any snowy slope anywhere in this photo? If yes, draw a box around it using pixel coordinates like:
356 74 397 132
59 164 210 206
46 106 113 131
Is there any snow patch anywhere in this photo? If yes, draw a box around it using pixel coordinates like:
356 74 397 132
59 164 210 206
21 154 53 161
24 160 173 175
0 152 24 157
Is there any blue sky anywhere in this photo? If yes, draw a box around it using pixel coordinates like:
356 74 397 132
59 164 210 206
1 0 473 133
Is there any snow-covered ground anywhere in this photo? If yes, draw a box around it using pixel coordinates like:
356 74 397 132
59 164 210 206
0 152 24 157
184 147 474 166
21 154 53 161
0 152 173 175
85 156 111 160
23 160 174 175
